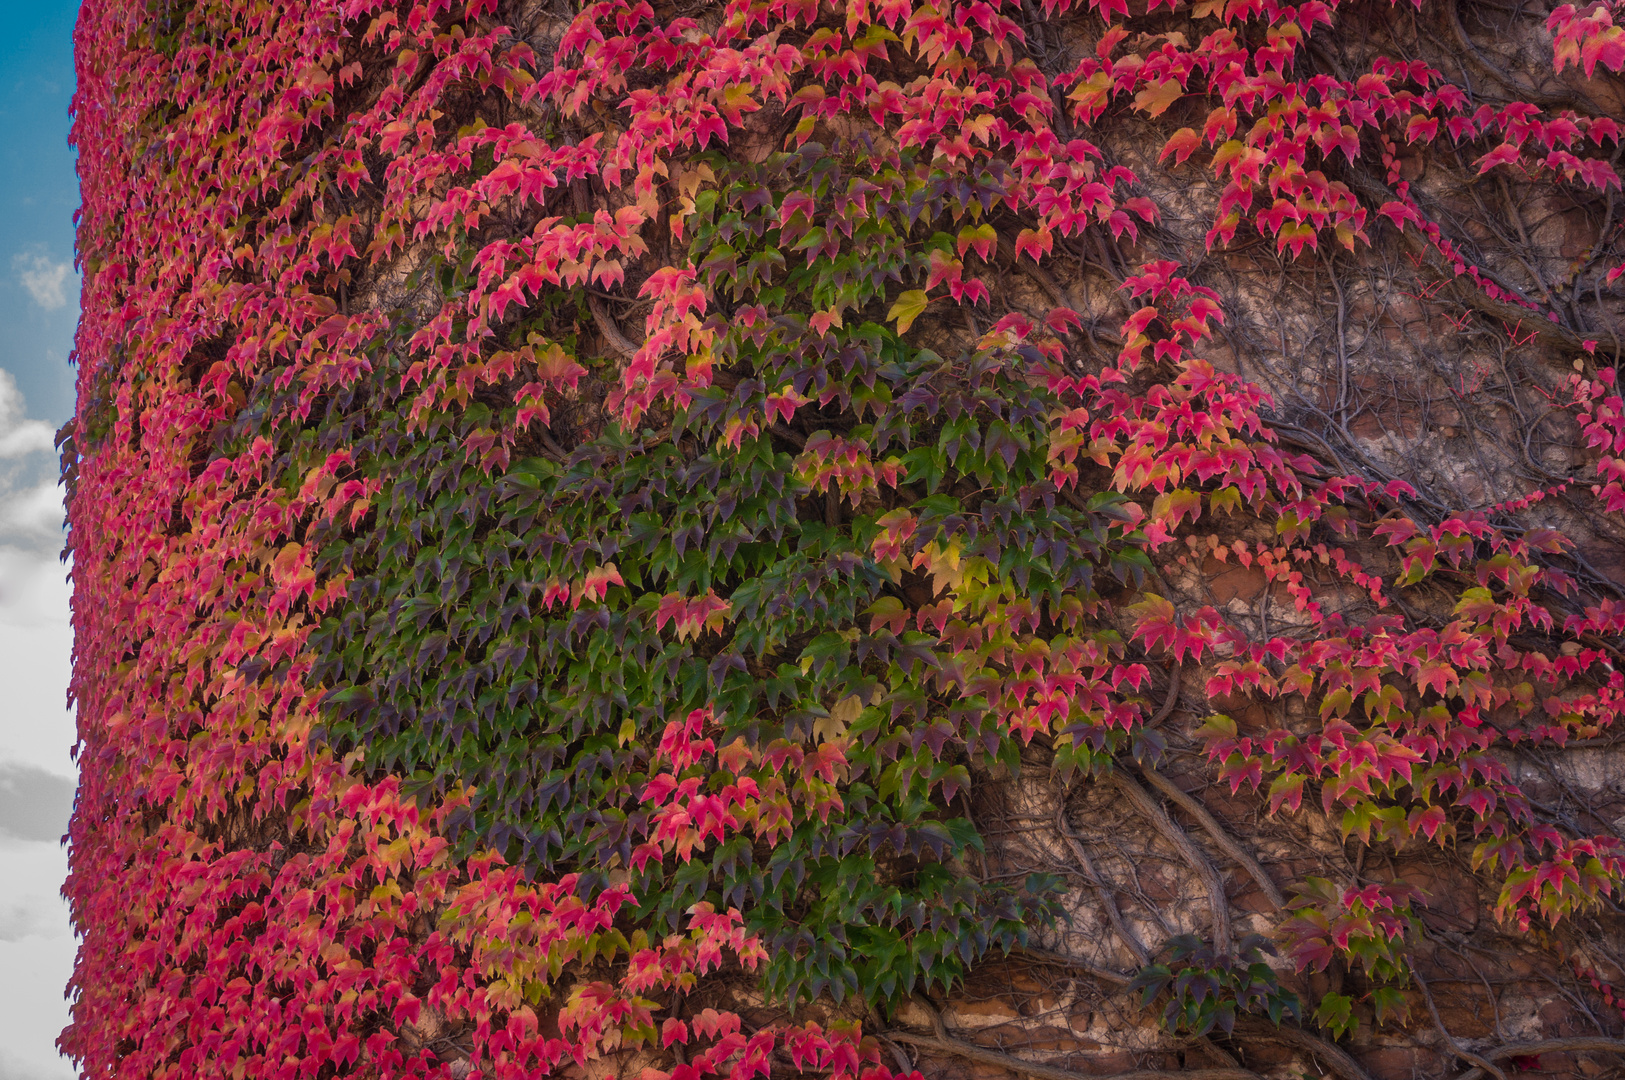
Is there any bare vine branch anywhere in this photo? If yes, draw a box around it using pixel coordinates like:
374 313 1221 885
1136 765 1287 912
1111 771 1234 958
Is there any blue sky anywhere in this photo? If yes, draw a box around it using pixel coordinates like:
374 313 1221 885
0 0 83 1078
1 0 79 422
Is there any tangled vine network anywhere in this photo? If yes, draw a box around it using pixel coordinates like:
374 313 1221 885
59 0 1625 1077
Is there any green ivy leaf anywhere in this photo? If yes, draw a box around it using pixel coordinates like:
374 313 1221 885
1314 991 1358 1039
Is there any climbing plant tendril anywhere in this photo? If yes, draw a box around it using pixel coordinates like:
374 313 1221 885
60 0 1625 1077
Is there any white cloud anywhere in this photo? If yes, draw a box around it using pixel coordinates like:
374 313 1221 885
0 545 76 1077
0 546 69 633
11 252 73 312
0 369 73 1080
0 369 54 460
0 763 74 845
0 482 64 551
0 898 66 943
0 1046 75 1080
0 370 63 555
0 838 75 1080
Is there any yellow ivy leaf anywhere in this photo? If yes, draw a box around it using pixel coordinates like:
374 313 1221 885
887 289 930 333
1133 79 1183 117
815 694 865 743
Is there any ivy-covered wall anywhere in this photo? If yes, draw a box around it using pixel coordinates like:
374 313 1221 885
61 0 1625 1077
